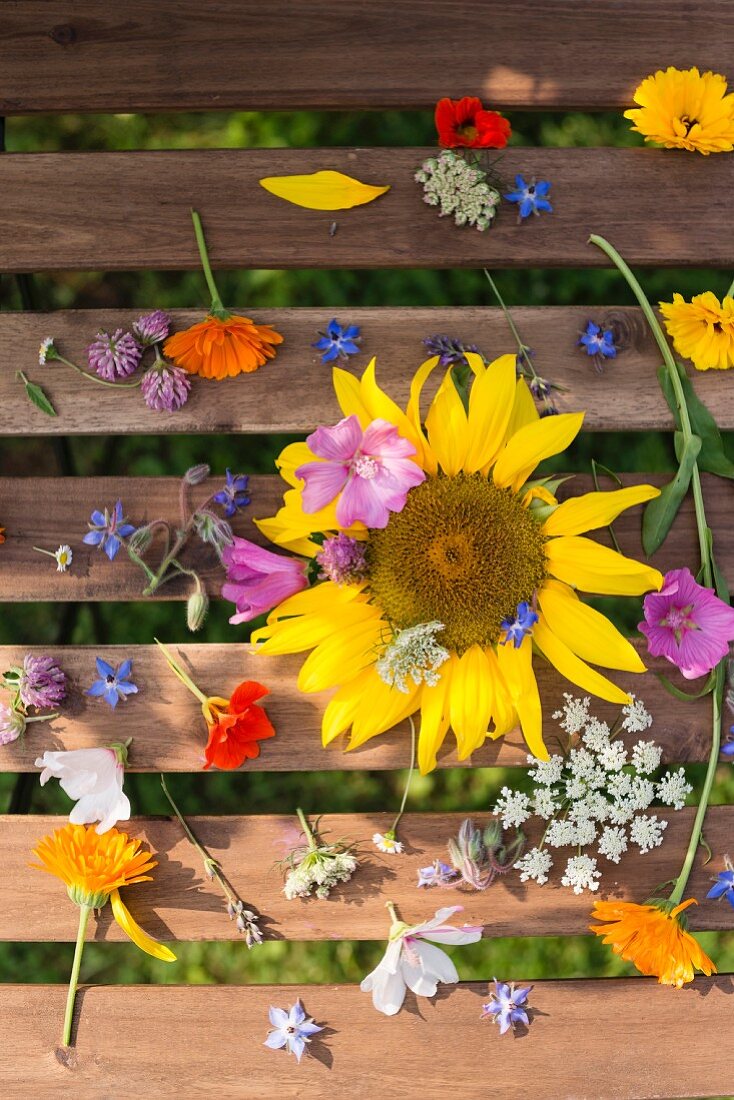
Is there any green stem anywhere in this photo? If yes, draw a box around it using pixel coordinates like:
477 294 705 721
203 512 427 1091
191 209 226 316
61 904 91 1047
390 716 416 834
154 638 207 704
58 355 141 389
159 775 239 909
296 807 318 850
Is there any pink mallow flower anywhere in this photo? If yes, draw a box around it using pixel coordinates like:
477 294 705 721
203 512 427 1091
296 415 425 529
222 538 309 624
639 567 734 679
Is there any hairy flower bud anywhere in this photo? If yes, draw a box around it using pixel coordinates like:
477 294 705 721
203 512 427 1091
185 463 210 485
127 524 154 555
186 589 209 632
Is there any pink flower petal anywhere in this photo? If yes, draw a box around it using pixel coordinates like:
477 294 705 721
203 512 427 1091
297 460 350 513
306 415 362 461
361 418 417 460
336 475 390 528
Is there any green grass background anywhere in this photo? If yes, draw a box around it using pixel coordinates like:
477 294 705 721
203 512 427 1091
2 107 734 988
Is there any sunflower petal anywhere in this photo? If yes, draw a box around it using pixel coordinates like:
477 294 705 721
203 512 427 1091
358 359 424 460
484 646 517 737
534 618 632 705
545 536 664 595
449 646 492 755
333 365 372 426
259 170 390 210
406 356 441 475
493 412 584 492
464 354 517 472
418 667 452 774
543 485 661 537
505 377 539 437
297 618 385 693
110 889 176 962
538 579 646 672
425 367 469 476
496 637 547 759
347 671 420 750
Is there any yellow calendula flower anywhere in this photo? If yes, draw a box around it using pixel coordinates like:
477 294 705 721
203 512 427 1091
251 355 662 774
660 292 734 371
625 66 734 154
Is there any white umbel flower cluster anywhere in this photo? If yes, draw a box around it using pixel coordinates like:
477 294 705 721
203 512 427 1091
415 151 500 231
283 849 358 900
376 621 450 693
494 694 693 894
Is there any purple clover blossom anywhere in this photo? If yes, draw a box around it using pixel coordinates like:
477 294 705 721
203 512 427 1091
18 655 66 710
86 658 138 709
639 567 734 679
264 1001 323 1062
0 705 25 746
140 357 191 412
83 500 137 561
212 470 250 518
500 601 538 648
313 319 361 364
132 310 171 346
579 321 617 361
87 329 142 380
417 860 459 888
316 533 368 585
482 979 533 1034
423 335 482 369
504 175 552 221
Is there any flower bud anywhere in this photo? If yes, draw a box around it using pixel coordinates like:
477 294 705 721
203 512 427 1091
185 464 210 485
127 524 154 555
186 589 209 632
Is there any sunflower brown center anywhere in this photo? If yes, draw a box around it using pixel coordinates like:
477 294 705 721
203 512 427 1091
366 473 547 653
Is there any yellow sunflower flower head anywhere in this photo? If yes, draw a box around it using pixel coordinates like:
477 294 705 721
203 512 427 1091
251 355 662 773
660 292 734 371
624 66 734 154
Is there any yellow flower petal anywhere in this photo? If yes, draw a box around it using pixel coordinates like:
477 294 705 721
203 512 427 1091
449 646 492 756
357 359 423 458
259 170 390 210
418 667 452 774
484 646 517 738
347 671 420 750
545 536 664 595
464 353 517 472
110 889 176 962
275 442 317 488
425 366 469 476
406 356 441 475
297 617 385 693
496 637 547 759
333 365 372 426
538 579 646 672
505 377 539 437
493 412 584 492
534 618 631 705
543 484 660 537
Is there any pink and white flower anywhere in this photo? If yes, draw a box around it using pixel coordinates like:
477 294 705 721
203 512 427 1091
296 415 425 529
222 538 309 624
639 567 734 679
35 747 130 834
361 904 483 1015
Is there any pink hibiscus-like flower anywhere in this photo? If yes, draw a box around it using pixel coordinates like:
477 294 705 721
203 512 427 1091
296 415 425 529
222 538 309 624
639 567 734 679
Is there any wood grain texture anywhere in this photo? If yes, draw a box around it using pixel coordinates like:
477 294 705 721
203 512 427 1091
3 979 734 1100
2 148 733 273
3 1 734 113
4 811 733 942
2 306 721 436
0 642 716 773
0 472 726 603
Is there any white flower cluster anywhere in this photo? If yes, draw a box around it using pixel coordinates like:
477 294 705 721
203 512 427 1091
497 694 693 894
376 621 450 693
283 849 358 900
415 151 500 231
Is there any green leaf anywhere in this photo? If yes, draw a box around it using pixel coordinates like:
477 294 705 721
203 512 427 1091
16 371 57 417
656 668 715 701
658 362 734 478
642 432 701 556
699 833 713 865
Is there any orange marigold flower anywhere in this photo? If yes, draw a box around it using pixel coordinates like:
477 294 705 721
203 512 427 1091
0 526 5 544
589 897 715 987
202 680 275 770
164 315 283 380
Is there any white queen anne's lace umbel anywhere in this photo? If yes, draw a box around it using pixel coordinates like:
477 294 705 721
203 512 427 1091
415 151 500 231
376 621 450 693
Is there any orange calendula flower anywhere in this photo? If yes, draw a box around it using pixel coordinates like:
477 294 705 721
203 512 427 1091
164 209 283 380
660 292 734 371
589 897 715 987
0 526 5 544
625 67 734 154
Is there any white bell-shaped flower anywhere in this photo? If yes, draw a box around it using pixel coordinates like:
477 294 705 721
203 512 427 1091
35 746 131 834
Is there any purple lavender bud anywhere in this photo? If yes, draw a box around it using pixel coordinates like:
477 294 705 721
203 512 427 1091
132 310 171 346
140 358 191 412
87 329 142 380
19 654 66 710
316 533 368 585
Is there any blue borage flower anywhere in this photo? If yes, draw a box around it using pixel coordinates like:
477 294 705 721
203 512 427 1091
579 320 617 360
86 658 138 709
313 319 361 363
417 859 459 888
707 859 734 909
721 726 734 756
212 469 250 518
264 1000 323 1062
482 979 533 1034
83 500 136 561
500 601 538 648
504 175 552 221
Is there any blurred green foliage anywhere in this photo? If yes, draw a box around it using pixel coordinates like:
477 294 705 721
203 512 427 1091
2 107 733 989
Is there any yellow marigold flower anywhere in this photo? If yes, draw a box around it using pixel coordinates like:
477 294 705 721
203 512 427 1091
625 66 734 154
660 292 734 371
590 898 715 987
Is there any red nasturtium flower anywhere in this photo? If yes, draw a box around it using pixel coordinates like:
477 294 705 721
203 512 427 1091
202 681 275 770
435 96 511 149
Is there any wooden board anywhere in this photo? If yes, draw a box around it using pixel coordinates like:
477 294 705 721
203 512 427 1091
4 979 733 1099
0 642 717 773
3 0 734 114
2 306 724 436
2 148 733 273
0 472 726 603
3 811 732 942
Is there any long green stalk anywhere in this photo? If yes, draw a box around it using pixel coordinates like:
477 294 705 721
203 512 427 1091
61 904 91 1047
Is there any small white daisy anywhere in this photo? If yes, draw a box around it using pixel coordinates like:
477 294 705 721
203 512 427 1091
373 832 404 855
54 544 73 573
38 336 55 365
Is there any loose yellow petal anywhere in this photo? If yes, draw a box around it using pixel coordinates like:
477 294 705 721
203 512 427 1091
543 484 660 537
449 646 492 755
546 536 664 595
534 618 631 705
538 579 646 672
259 170 390 210
493 412 584 492
425 366 469 476
418 668 452 774
110 889 176 962
496 637 547 759
464 353 517 472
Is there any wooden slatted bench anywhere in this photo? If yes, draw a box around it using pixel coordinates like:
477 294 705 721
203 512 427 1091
3 4 734 1097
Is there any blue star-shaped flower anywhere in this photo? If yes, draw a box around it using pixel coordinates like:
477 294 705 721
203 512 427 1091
504 175 552 220
416 860 459 888
264 1001 323 1062
82 500 136 561
500 601 538 648
212 469 250 518
482 979 533 1034
721 726 734 757
86 657 138 709
579 320 617 359
707 868 734 909
313 319 361 363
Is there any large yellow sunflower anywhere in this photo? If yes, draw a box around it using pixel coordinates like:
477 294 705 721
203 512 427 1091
252 355 662 773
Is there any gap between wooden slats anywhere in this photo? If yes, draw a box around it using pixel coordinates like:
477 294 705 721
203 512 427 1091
0 307 717 436
3 811 732 942
2 149 733 272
